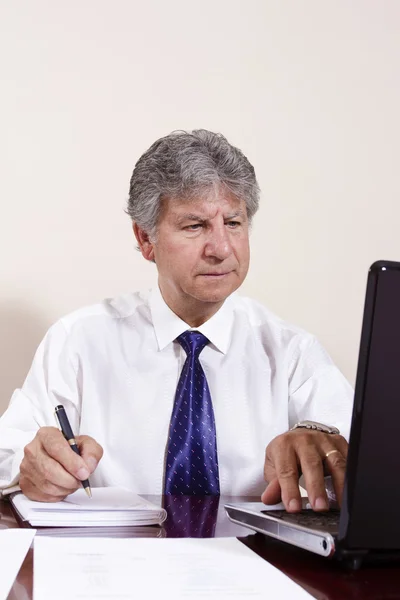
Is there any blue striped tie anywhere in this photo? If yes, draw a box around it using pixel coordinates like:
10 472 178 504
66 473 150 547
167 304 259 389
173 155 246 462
164 331 220 495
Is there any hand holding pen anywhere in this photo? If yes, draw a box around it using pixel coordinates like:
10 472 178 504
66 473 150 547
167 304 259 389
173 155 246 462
55 405 93 497
19 408 103 503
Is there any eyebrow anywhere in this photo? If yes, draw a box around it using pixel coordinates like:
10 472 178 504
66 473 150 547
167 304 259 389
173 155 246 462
175 210 246 224
176 213 207 224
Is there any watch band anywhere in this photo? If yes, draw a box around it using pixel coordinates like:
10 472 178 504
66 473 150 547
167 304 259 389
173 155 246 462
290 420 340 435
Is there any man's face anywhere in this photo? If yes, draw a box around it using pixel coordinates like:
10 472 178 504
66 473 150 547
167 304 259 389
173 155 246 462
136 189 250 323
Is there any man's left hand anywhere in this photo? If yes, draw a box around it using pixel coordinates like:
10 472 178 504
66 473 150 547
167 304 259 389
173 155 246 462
261 429 348 512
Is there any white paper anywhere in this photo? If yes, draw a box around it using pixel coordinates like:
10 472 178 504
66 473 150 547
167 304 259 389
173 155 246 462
11 487 167 527
15 487 157 512
0 529 36 600
34 536 312 600
63 487 150 508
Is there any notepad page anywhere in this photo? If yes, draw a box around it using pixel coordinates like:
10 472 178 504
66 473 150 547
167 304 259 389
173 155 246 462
63 487 157 509
15 487 156 512
11 487 167 527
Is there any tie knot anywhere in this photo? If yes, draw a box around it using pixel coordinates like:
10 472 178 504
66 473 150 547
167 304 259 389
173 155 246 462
177 331 209 357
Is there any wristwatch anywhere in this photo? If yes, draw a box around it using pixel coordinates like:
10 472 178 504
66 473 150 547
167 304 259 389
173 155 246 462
290 420 340 435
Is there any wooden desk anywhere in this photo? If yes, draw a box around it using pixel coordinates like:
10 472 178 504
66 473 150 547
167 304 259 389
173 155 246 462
2 496 400 600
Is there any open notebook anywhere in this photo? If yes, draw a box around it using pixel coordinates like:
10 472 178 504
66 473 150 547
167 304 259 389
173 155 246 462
10 486 167 527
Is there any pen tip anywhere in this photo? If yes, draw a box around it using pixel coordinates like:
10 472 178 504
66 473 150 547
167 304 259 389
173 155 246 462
85 487 92 498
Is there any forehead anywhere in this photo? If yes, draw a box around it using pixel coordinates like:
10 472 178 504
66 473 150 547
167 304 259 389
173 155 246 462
160 189 246 221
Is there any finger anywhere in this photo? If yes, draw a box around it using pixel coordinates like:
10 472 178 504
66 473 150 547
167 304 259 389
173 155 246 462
38 427 90 481
263 450 277 486
323 448 347 506
22 442 83 491
298 446 328 511
20 473 77 503
321 434 348 460
261 477 282 505
76 435 104 474
333 435 349 459
321 435 348 505
268 444 302 512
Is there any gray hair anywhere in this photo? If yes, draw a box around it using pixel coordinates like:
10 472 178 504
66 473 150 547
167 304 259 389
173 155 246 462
126 129 260 237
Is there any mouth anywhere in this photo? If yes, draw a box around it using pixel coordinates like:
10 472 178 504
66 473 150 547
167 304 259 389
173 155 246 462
199 271 232 278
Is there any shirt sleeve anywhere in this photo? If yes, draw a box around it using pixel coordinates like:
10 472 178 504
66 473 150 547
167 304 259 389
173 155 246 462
0 320 81 493
287 335 354 440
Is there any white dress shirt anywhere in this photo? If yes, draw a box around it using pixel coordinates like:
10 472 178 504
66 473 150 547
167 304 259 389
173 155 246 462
0 287 353 495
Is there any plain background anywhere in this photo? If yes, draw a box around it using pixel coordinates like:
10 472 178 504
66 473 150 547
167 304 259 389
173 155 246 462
1 1 399 415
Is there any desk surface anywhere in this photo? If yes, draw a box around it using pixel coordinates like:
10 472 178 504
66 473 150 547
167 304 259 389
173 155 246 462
2 495 400 600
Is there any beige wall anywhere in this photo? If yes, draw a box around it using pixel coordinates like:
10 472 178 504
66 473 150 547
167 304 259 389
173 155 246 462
1 1 400 414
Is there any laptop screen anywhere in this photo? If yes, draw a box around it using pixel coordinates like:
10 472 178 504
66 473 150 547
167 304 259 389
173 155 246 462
340 261 400 549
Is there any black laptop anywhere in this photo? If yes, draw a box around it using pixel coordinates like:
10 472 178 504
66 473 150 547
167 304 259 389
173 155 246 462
225 260 400 568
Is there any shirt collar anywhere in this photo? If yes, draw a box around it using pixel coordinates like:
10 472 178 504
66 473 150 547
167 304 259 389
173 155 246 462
149 285 234 355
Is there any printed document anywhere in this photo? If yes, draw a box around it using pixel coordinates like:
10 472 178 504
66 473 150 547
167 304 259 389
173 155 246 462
34 536 312 600
0 529 36 600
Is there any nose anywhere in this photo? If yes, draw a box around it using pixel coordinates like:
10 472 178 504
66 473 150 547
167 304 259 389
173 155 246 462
203 225 232 260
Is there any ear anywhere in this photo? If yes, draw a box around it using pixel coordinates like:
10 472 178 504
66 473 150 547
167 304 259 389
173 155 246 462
133 222 155 262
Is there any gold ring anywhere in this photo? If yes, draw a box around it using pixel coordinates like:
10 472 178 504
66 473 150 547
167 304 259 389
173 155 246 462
324 449 340 460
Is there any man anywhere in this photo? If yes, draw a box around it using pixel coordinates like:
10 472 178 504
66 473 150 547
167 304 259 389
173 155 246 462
0 130 352 512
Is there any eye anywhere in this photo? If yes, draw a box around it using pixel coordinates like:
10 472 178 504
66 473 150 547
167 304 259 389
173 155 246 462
226 220 241 228
185 223 203 231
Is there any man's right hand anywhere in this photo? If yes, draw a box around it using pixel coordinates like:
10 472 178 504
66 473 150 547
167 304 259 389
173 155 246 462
20 426 103 502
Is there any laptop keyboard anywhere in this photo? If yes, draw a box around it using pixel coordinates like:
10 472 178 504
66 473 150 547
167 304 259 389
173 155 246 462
261 509 340 534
